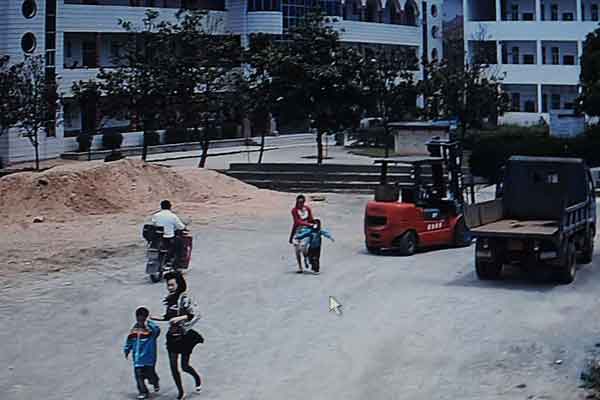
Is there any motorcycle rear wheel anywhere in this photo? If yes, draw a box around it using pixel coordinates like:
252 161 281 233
149 271 162 283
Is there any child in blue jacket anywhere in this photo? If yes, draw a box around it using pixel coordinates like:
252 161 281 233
294 219 334 274
124 307 161 399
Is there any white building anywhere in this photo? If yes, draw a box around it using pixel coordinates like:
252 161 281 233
0 0 442 164
463 0 599 126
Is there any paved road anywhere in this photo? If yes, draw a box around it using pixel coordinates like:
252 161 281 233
1 195 600 400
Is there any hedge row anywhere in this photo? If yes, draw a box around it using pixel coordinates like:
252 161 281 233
469 126 600 182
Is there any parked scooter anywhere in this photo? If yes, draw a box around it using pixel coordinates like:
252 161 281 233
142 224 193 283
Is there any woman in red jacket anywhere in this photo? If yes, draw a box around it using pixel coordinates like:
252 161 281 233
289 194 314 273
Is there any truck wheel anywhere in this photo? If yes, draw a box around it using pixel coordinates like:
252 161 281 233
149 271 162 283
475 258 502 280
397 231 417 256
557 243 576 284
453 218 471 247
579 228 595 264
366 241 381 255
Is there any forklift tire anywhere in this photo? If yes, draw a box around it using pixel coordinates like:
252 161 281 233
557 242 577 284
366 242 381 255
397 231 417 256
579 228 595 264
475 258 502 280
453 218 471 247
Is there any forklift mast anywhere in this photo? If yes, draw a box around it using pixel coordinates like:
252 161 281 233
426 137 464 206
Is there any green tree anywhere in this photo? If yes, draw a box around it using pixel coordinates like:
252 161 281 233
358 47 418 157
578 28 600 117
14 55 61 170
420 31 508 139
248 13 363 164
0 55 26 137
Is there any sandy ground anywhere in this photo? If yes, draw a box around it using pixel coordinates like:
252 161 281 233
1 194 600 400
0 159 290 283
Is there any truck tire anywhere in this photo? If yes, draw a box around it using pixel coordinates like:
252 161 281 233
453 218 471 247
475 258 502 280
557 242 576 284
397 231 417 256
579 228 595 264
475 241 502 280
366 241 381 255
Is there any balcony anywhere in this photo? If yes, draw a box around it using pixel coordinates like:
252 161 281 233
63 0 225 11
334 19 420 46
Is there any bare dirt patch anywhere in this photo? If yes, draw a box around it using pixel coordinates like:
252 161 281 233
0 159 290 282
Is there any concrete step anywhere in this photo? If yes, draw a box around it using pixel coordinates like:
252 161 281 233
226 171 418 183
228 163 416 173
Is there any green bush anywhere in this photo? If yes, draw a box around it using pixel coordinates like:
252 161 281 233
144 130 161 147
102 131 124 151
469 126 600 182
164 127 191 144
76 131 93 152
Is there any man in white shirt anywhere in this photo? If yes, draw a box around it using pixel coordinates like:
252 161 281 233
151 200 186 266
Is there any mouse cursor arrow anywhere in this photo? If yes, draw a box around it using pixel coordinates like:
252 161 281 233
329 296 342 316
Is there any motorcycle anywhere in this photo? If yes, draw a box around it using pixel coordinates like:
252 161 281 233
142 224 193 283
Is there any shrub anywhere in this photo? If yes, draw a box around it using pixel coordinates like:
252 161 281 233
144 130 161 147
102 131 124 151
76 131 93 153
164 127 191 144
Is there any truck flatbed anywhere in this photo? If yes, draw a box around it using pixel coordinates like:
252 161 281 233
470 219 559 237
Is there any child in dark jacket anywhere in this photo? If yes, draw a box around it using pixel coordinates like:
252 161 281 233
294 219 334 274
124 307 161 399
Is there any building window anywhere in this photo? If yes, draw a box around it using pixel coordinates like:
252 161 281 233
431 26 439 38
524 100 535 112
511 46 519 64
592 4 599 21
65 40 72 58
110 41 122 60
581 1 585 20
21 32 37 53
541 2 545 20
248 0 281 11
431 4 437 17
82 41 98 68
562 12 573 20
542 94 548 112
551 4 558 20
563 54 575 65
542 46 546 64
511 93 521 112
431 47 438 61
22 0 37 18
551 93 561 109
511 4 519 20
551 47 559 65
523 54 535 64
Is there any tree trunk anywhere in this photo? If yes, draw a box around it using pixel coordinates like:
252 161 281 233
384 122 391 158
34 133 40 171
141 131 148 161
198 126 210 168
316 130 323 165
258 129 265 164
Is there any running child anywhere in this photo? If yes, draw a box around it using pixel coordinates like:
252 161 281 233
124 306 161 399
294 219 334 275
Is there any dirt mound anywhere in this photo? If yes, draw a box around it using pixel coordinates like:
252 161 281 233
0 159 279 223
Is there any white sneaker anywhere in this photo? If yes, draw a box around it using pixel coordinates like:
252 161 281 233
195 384 203 393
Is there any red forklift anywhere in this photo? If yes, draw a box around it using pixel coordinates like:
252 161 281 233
364 138 472 255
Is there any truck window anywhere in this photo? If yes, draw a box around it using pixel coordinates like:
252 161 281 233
546 172 559 184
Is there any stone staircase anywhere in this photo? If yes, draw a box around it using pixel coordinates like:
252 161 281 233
224 163 434 193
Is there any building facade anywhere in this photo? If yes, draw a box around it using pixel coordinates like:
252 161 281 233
463 0 599 125
0 0 442 164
